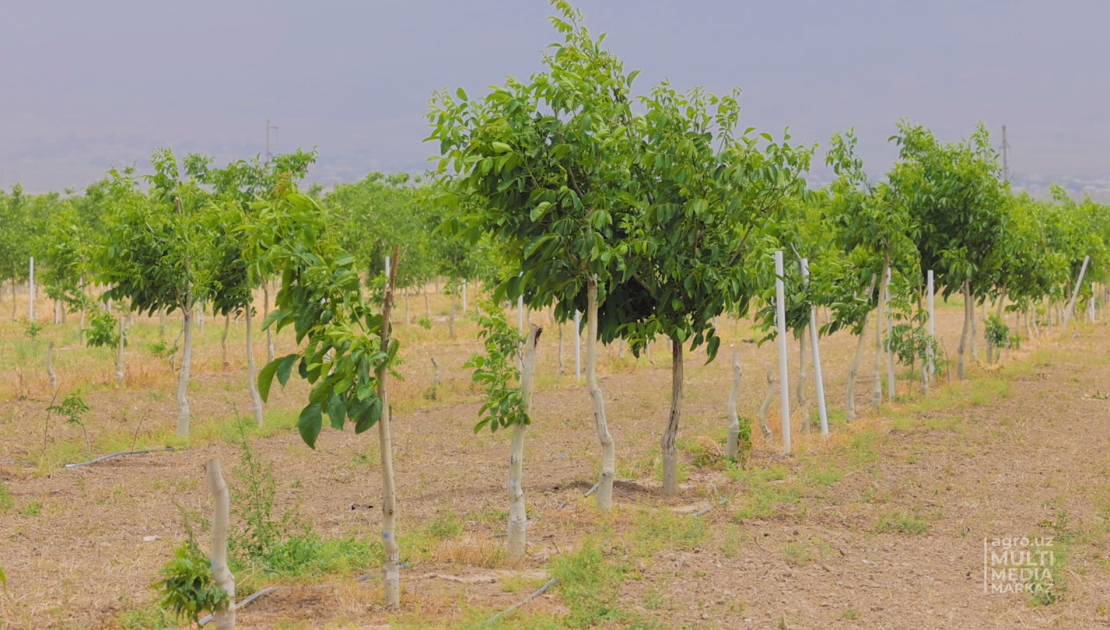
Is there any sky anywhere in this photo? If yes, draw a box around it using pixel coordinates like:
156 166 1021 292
3 0 1109 193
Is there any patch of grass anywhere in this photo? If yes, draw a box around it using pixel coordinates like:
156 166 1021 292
782 541 812 567
549 540 627 628
425 509 465 541
0 482 13 513
22 500 41 517
631 509 707 555
803 461 844 487
874 510 929 535
1028 510 1075 606
729 466 803 521
115 602 184 630
841 607 859 620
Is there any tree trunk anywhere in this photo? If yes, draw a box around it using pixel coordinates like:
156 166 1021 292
404 289 411 326
204 458 236 630
198 302 205 335
11 279 16 321
47 341 57 395
846 310 871 423
378 245 401 608
159 308 165 337
757 367 775 440
115 314 125 385
221 314 230 368
885 264 895 402
726 348 742 458
508 324 540 556
79 274 87 331
871 277 884 408
586 276 616 510
957 281 971 379
661 338 683 495
263 280 275 363
178 303 193 438
796 331 807 407
246 305 264 426
970 300 978 363
423 284 431 323
557 321 565 377
448 288 456 340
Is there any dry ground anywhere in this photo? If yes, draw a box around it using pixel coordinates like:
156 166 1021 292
1 285 1109 629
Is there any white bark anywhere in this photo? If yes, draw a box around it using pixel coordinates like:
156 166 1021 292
263 280 274 363
803 260 828 436
1063 255 1090 332
378 248 401 608
508 324 540 556
796 332 807 408
927 270 935 379
204 458 236 630
846 310 871 422
757 367 775 440
586 276 615 510
221 314 230 367
885 265 895 402
46 341 57 394
115 314 125 385
557 321 565 377
246 306 264 426
957 281 971 379
28 257 34 321
774 250 791 453
726 348 742 458
573 310 581 380
178 303 193 438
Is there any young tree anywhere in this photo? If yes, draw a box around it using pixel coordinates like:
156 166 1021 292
619 85 811 493
196 151 316 425
428 2 634 508
464 304 540 556
825 130 917 403
889 122 1006 379
97 152 216 437
251 190 403 607
0 186 33 320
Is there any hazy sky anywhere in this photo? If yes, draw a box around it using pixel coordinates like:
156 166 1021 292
3 0 1109 192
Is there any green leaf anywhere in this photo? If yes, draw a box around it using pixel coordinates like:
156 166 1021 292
257 357 282 403
298 402 323 449
260 308 282 331
276 353 297 386
354 398 382 434
327 393 346 430
456 87 468 101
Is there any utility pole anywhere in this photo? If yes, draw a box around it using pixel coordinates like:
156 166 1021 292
265 119 277 165
1001 125 1010 183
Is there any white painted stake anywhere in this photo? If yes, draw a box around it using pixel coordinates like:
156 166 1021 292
384 256 391 281
462 279 468 313
801 259 828 436
774 251 791 453
29 257 35 321
574 310 582 381
518 295 524 332
1063 255 1090 332
885 266 895 401
927 270 935 377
